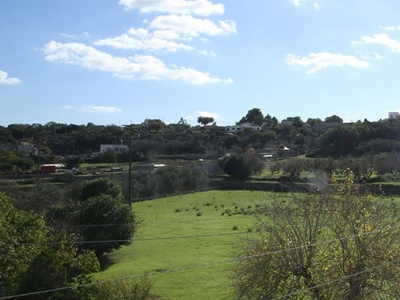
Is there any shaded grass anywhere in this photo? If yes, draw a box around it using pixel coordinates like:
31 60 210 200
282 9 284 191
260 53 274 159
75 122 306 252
94 190 284 299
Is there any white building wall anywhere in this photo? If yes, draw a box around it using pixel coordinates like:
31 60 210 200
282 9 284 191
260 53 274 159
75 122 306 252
100 144 128 154
225 123 262 133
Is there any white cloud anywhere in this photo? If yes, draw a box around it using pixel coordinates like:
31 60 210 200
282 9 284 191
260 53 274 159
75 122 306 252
149 14 236 37
78 106 122 113
62 105 73 109
59 32 90 39
290 0 301 6
195 110 220 119
198 49 217 56
118 0 225 16
43 41 231 85
379 26 400 31
94 28 195 52
94 15 236 54
184 115 195 121
0 70 22 85
313 2 321 10
290 0 321 10
286 52 369 73
361 34 400 52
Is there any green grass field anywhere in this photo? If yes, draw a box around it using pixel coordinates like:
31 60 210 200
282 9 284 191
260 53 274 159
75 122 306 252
94 190 287 299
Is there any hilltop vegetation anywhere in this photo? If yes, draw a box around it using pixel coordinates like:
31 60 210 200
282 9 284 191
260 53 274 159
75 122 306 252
2 109 400 167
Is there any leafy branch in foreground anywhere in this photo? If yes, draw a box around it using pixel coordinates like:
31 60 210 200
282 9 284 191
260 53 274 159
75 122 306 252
232 171 400 299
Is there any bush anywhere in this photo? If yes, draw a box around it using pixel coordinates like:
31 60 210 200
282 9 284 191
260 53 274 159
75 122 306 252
74 194 136 258
219 153 263 179
81 178 123 201
233 173 400 299
90 277 152 300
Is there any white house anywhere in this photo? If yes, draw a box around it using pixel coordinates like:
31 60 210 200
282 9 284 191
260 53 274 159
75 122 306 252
100 144 128 154
389 112 400 119
17 141 35 155
225 123 262 133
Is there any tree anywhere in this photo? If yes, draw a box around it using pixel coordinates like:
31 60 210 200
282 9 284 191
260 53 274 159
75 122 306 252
320 125 360 156
17 233 99 300
233 174 400 299
0 193 99 299
80 177 123 201
286 116 304 128
74 194 136 258
219 153 263 179
0 150 34 172
239 108 264 126
307 117 322 126
143 118 164 131
155 166 182 195
0 193 46 294
22 182 64 213
264 114 278 128
325 115 343 123
197 116 215 126
101 149 117 166
90 277 152 300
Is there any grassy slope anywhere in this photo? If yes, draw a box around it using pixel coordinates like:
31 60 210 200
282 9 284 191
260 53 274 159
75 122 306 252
95 190 282 299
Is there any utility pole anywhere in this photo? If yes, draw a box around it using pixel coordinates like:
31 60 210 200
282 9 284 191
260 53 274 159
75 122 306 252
122 124 134 209
36 139 40 185
128 131 132 209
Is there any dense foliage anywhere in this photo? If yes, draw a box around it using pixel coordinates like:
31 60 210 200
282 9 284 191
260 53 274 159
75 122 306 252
2 112 400 163
233 174 400 299
0 177 142 299
218 153 263 179
0 192 99 299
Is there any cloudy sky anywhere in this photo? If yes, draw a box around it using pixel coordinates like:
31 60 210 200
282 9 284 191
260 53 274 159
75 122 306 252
1 0 400 126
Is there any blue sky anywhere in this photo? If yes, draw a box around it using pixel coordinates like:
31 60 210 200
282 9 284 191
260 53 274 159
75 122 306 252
1 0 400 126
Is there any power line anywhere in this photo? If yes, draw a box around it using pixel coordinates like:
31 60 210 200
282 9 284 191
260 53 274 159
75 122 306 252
3 227 400 299
4 246 400 299
269 258 400 300
0 231 256 246
0 214 249 230
0 239 132 246
2 222 399 246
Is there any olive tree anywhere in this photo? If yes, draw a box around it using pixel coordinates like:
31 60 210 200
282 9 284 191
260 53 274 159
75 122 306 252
233 173 400 299
74 194 136 258
81 177 123 201
219 153 263 180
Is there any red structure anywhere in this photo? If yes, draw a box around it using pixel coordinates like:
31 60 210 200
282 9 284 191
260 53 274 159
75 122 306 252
39 165 56 173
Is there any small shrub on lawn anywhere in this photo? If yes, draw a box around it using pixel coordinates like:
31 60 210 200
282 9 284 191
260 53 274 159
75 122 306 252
232 225 239 231
196 212 202 217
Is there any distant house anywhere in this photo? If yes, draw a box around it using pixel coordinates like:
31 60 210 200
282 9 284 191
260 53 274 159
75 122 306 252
100 144 128 154
17 141 34 155
389 112 400 119
225 123 262 133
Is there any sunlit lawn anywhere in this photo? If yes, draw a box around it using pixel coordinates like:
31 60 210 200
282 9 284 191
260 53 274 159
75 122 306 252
94 190 287 299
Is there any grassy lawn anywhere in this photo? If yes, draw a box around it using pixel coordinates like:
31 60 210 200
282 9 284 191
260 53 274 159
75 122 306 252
94 190 284 299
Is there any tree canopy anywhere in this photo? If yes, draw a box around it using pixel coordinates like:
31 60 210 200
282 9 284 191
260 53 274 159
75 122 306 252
80 177 123 201
197 116 215 126
238 108 264 126
325 114 343 123
233 174 400 299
